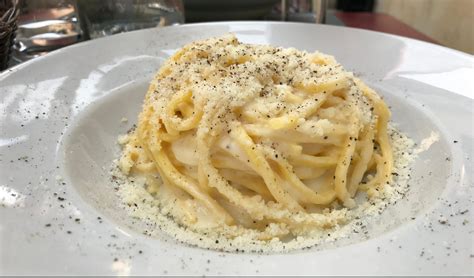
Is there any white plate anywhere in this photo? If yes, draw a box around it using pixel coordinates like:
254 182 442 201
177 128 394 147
0 22 472 276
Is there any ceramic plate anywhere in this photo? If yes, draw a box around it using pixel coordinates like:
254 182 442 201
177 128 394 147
1 22 472 275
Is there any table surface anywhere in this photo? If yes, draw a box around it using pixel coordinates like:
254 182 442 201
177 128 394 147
334 12 438 44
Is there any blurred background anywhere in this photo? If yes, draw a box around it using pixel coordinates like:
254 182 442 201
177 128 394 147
1 0 473 70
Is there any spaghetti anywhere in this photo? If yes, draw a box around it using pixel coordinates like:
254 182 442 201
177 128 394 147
118 34 394 240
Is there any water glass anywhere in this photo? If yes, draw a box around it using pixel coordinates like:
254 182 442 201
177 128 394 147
77 0 184 39
13 0 83 62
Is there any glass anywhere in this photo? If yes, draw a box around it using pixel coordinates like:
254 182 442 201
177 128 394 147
13 0 83 62
280 0 327 23
76 0 184 39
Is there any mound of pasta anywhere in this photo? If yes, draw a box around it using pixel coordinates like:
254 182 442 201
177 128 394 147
118 34 393 241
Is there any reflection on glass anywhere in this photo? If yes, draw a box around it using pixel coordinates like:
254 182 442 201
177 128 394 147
12 0 184 63
13 0 83 62
77 0 184 39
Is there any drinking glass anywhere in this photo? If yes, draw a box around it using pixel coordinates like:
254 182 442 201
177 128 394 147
280 0 327 23
77 0 184 39
13 0 83 62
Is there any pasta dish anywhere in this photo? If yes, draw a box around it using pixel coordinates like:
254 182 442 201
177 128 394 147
116 34 404 247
